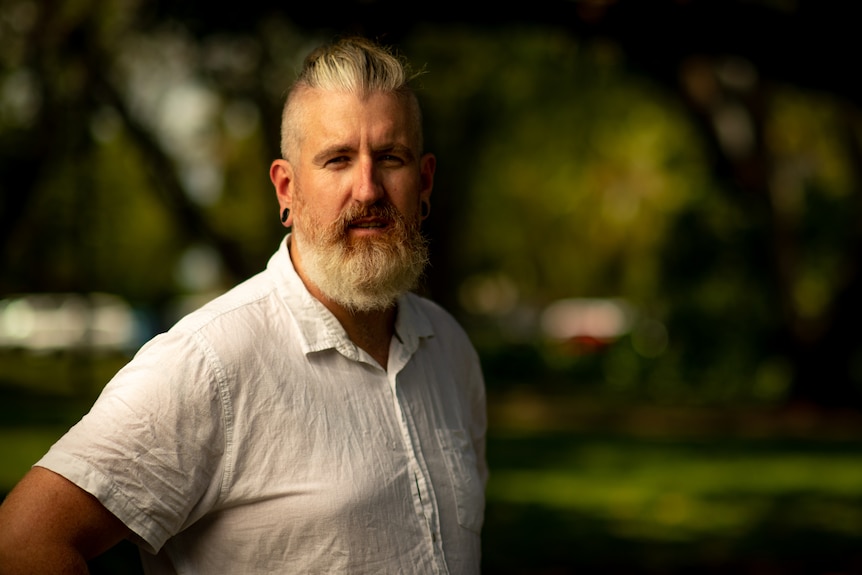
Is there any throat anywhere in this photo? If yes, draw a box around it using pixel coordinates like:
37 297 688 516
360 339 391 370
338 306 396 371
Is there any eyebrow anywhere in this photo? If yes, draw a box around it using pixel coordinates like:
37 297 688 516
381 144 417 162
312 143 417 166
312 145 354 166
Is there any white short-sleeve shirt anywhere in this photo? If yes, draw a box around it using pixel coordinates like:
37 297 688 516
37 236 488 574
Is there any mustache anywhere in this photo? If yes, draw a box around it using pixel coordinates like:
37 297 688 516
336 201 406 231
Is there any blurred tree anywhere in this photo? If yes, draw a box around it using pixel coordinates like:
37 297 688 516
590 0 862 407
411 0 862 408
1 0 861 409
0 0 309 308
402 1 862 407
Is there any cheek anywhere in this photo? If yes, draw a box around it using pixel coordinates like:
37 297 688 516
388 176 422 211
291 190 318 227
386 188 412 213
294 179 339 220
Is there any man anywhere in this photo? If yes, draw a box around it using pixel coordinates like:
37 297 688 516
0 37 488 574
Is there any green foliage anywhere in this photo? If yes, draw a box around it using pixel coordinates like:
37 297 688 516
405 25 862 404
411 27 709 305
2 2 862 403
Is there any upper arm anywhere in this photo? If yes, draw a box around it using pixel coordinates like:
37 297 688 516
0 466 131 572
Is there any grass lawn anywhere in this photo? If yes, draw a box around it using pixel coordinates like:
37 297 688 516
0 426 70 490
482 432 862 574
481 392 862 574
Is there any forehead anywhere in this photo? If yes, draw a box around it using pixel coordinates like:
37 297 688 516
293 89 420 155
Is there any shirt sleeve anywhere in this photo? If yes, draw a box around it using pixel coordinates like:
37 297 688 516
36 328 229 553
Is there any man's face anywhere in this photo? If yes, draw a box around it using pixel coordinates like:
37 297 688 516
283 89 435 312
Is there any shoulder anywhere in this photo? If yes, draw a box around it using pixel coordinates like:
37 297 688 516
171 270 292 346
172 271 274 333
128 270 296 380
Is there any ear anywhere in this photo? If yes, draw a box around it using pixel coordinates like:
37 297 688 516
270 159 295 227
419 152 435 206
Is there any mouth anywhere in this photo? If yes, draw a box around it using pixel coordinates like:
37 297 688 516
348 217 389 231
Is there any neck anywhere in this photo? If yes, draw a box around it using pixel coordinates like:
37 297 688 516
326 303 396 370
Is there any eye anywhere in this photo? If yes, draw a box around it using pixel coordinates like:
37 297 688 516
379 154 405 166
324 156 350 167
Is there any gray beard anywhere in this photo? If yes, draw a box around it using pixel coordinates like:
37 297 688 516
293 201 429 313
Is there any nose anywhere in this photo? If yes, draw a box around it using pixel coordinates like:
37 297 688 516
352 156 385 204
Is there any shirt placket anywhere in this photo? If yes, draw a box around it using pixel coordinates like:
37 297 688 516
388 340 449 575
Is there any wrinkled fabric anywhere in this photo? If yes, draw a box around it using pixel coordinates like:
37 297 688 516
37 235 487 575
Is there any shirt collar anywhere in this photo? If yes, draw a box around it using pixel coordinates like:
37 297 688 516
267 234 434 361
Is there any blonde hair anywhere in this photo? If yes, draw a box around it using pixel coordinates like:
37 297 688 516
280 37 424 160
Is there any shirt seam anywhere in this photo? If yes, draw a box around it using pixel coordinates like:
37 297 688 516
190 328 235 505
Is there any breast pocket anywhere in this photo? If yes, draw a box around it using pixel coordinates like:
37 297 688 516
435 428 485 533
